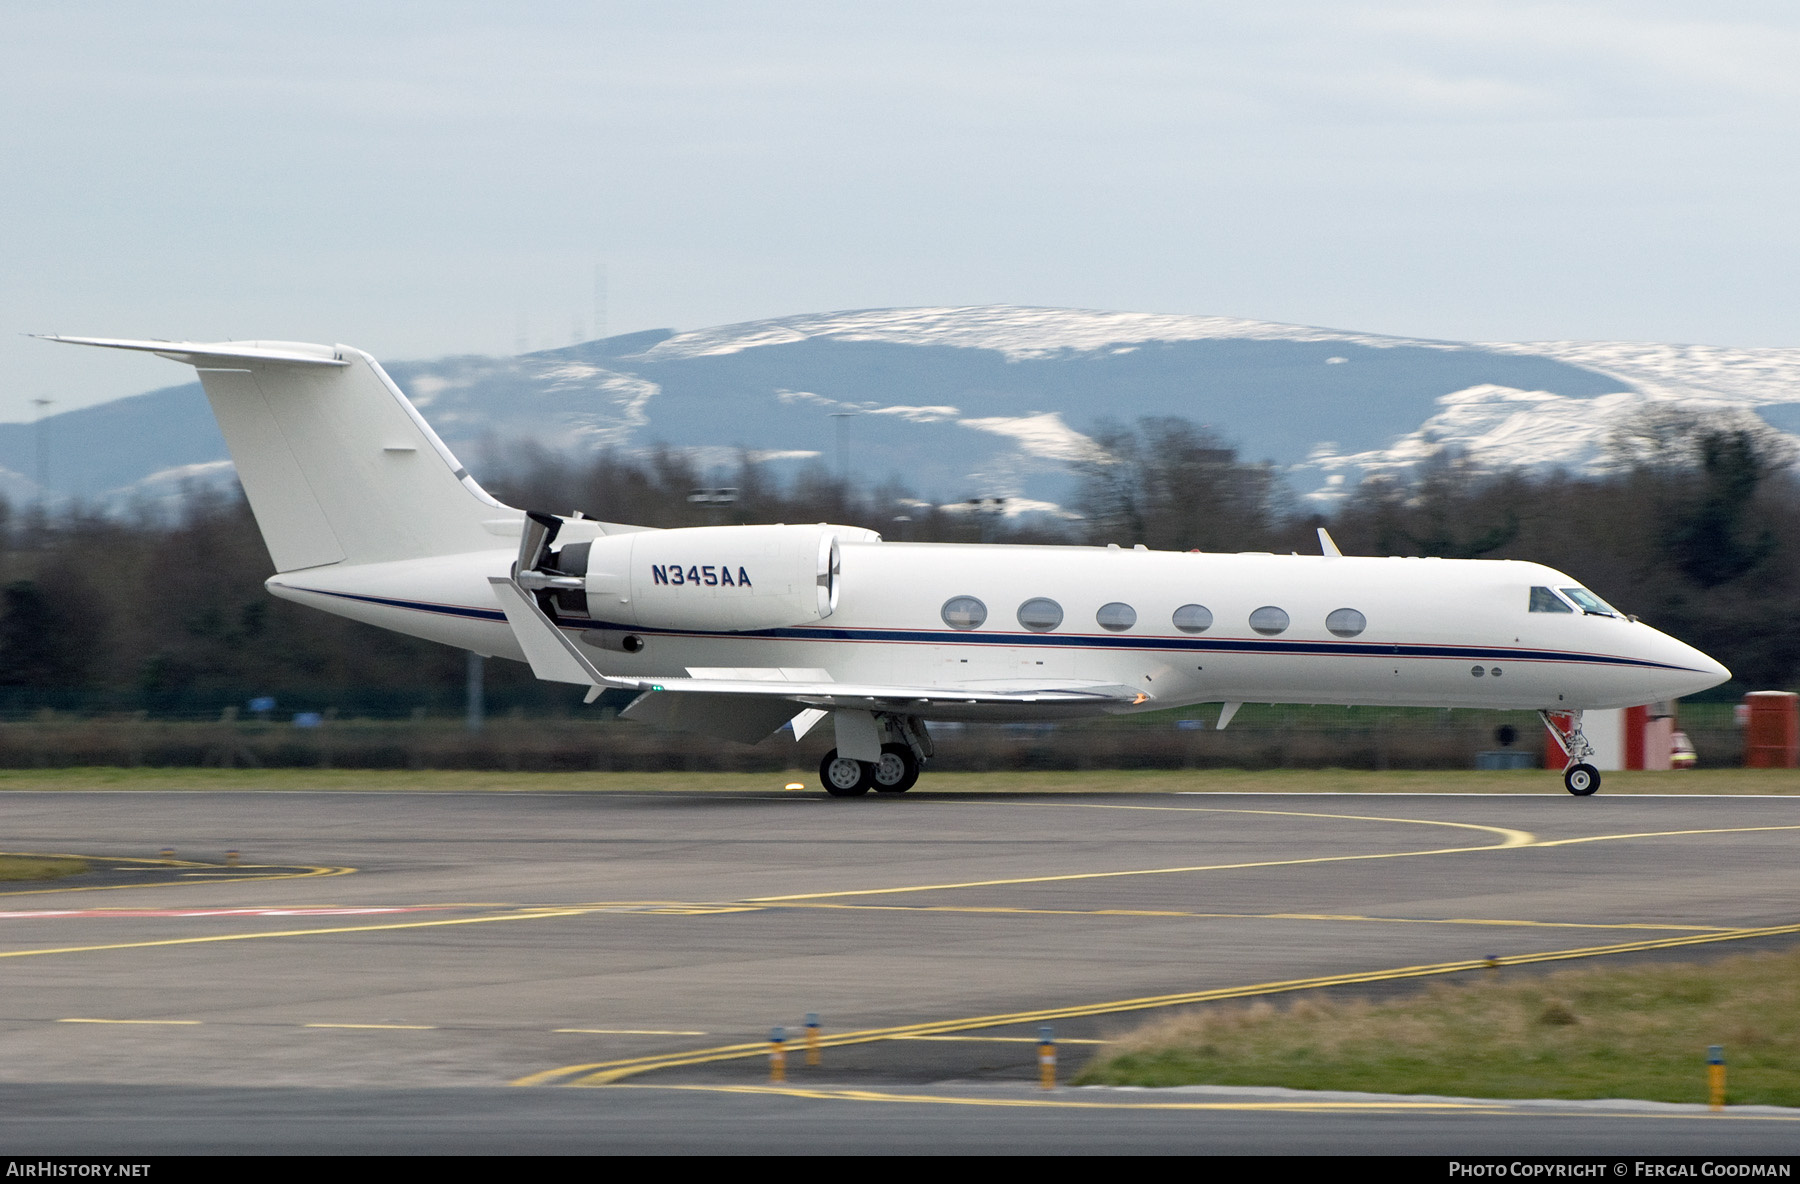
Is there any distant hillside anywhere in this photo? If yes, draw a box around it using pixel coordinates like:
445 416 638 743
8 306 1799 514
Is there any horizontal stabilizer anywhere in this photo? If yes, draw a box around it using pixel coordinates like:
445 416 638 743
36 335 350 367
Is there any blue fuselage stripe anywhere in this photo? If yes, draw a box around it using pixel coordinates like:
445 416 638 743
298 588 1699 675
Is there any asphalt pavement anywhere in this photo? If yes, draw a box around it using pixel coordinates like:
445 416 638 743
1 786 1796 1153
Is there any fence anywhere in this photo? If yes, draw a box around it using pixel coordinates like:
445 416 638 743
0 704 1745 772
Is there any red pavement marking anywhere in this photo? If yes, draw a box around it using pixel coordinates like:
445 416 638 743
0 907 450 920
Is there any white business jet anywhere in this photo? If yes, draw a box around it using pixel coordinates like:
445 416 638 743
43 336 1730 797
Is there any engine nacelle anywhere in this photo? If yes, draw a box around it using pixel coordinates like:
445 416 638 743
581 523 878 631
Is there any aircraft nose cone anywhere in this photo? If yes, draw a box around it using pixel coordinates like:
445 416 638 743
1660 632 1731 697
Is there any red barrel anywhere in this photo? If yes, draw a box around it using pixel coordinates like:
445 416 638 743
1743 691 1800 769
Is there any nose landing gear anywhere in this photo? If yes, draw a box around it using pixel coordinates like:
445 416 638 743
1541 710 1602 796
1563 763 1600 795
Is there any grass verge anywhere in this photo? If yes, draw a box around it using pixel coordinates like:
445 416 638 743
1077 948 1800 1105
0 767 1792 793
0 854 89 881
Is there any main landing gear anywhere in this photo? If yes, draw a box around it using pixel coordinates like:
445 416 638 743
820 749 874 796
818 716 930 797
1541 709 1601 796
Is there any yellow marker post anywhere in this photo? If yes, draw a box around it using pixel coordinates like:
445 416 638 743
1484 954 1500 974
769 1026 787 1084
1038 1024 1056 1091
1708 1045 1726 1112
805 1012 821 1067
226 850 240 868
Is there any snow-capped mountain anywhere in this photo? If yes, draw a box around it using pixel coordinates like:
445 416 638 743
6 306 1798 513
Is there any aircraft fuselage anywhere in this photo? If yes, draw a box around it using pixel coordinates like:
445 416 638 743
269 540 1727 719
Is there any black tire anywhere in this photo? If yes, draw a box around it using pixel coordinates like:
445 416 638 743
1564 763 1600 796
871 743 920 793
819 749 873 797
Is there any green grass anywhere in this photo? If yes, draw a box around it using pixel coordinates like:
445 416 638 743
0 854 89 881
0 766 1792 793
1078 948 1800 1105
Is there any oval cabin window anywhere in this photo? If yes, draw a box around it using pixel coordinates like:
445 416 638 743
1017 598 1064 632
1096 602 1137 631
1172 604 1213 633
1326 608 1366 638
1249 606 1290 636
941 596 988 630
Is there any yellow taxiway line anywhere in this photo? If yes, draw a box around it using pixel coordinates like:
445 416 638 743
749 807 1534 902
7 819 1793 962
612 1082 1800 1121
618 1082 1501 1112
0 899 1732 967
0 851 353 898
1529 824 1800 848
513 918 1800 1087
761 902 1733 932
894 1035 1110 1044
748 816 1800 903
0 906 596 960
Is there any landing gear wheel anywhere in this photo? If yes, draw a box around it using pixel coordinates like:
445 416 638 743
1564 763 1600 796
871 743 920 793
819 749 874 797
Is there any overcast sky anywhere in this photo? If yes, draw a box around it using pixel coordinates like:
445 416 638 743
4 1 1798 419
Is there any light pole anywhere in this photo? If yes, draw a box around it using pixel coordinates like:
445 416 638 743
465 651 485 734
31 398 51 509
829 411 858 484
593 263 608 343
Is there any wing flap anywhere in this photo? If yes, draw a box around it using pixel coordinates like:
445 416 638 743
617 675 1146 708
619 691 798 744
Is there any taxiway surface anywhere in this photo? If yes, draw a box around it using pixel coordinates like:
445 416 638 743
1 787 1796 1153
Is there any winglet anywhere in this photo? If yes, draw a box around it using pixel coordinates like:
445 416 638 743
1216 701 1243 730
1317 527 1343 557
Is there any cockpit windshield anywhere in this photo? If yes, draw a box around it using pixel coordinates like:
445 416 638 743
1529 586 1574 613
1559 587 1619 617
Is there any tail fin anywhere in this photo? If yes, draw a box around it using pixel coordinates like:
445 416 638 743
40 337 512 571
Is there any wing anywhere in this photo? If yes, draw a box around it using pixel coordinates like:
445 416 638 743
487 577 1147 740
623 671 1145 709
